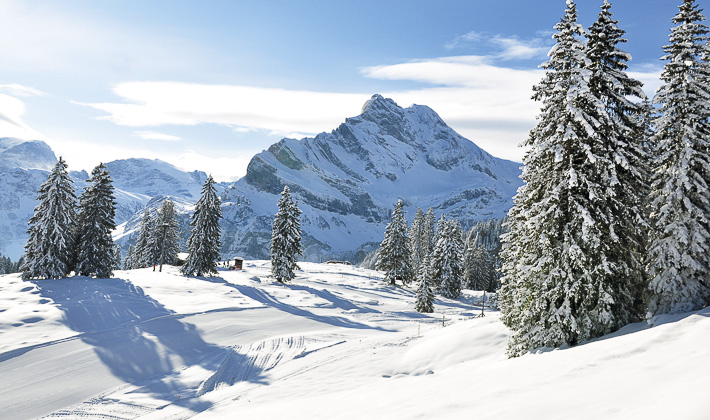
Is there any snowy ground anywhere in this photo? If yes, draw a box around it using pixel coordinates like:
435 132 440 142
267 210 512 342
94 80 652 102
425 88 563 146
0 261 708 419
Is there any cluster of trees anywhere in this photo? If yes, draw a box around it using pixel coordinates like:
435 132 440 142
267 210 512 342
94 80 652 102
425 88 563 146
376 201 505 313
18 156 226 279
0 254 23 274
22 159 118 279
123 200 180 270
500 0 710 357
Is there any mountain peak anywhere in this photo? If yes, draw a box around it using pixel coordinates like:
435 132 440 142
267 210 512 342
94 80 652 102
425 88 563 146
0 138 57 171
361 94 402 116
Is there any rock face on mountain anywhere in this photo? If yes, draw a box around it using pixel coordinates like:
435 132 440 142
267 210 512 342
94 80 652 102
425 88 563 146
219 94 523 262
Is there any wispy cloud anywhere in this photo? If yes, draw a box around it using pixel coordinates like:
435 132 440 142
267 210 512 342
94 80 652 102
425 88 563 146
0 84 46 97
0 94 48 140
133 131 182 141
76 83 371 137
445 30 550 61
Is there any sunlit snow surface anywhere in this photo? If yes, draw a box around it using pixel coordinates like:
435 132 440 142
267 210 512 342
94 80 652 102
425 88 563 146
0 262 708 419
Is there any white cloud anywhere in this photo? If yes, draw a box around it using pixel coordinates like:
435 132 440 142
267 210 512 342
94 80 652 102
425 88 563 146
77 83 370 136
446 31 550 61
133 131 182 142
445 31 485 50
490 35 549 61
0 94 48 140
0 84 46 97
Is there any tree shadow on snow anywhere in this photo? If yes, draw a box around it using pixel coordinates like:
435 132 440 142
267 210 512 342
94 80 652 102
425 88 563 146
198 276 393 332
288 284 380 314
31 277 267 412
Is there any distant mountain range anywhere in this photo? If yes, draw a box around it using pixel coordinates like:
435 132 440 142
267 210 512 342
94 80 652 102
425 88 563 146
0 95 523 262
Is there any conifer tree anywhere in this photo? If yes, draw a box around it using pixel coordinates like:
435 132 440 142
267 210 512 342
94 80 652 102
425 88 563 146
132 210 155 269
376 200 413 286
270 186 303 283
432 219 465 299
22 157 78 279
583 0 649 332
465 245 494 291
112 245 122 271
647 0 710 316
182 176 222 277
422 208 436 256
415 255 435 313
409 207 426 272
499 0 618 356
123 245 134 270
76 163 117 278
155 199 181 266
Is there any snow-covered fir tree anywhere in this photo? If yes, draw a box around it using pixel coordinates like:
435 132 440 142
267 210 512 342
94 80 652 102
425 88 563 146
155 199 181 266
112 245 122 271
0 253 21 274
22 157 78 279
409 207 426 272
465 244 495 292
182 176 222 277
376 200 413 286
500 0 631 356
131 209 156 269
432 219 465 299
647 0 710 317
415 255 435 313
75 163 117 278
585 0 649 331
270 186 303 283
422 208 436 257
123 245 134 270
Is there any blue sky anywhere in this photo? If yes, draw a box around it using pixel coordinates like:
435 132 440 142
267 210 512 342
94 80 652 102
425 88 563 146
0 0 688 181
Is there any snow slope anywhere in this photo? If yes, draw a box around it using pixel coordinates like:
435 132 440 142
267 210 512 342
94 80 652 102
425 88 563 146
0 263 707 419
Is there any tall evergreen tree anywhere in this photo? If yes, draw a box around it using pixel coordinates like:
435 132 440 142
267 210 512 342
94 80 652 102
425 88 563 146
112 245 122 271
422 208 436 257
270 186 303 283
155 199 181 266
465 244 495 292
123 245 135 270
499 1 618 356
647 0 710 316
132 209 155 269
432 219 465 299
22 157 78 279
76 163 117 278
584 0 649 333
182 176 222 277
409 207 426 272
376 200 414 286
415 255 435 313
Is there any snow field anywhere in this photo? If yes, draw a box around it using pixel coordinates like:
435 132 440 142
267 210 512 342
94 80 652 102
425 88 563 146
1 261 708 419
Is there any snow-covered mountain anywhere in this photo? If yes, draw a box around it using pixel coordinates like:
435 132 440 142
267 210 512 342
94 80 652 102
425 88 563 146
0 137 57 171
0 95 523 262
220 94 522 261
